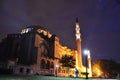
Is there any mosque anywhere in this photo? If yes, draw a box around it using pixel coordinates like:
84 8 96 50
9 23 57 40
0 19 92 77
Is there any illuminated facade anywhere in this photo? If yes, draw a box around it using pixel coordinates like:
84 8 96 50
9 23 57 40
0 25 75 76
0 19 92 77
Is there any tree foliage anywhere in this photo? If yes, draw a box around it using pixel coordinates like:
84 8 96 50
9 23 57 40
93 59 120 77
59 54 75 68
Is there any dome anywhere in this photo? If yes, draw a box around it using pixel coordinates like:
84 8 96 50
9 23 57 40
21 25 48 34
26 25 47 31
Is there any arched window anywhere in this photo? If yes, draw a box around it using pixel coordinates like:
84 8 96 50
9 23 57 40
46 61 50 69
50 62 54 68
26 69 30 74
40 59 46 69
40 44 48 57
19 67 24 73
58 67 61 73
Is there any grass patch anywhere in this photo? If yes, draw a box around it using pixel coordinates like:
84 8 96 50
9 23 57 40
0 75 119 80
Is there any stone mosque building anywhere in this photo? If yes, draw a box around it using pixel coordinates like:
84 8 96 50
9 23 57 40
0 19 92 77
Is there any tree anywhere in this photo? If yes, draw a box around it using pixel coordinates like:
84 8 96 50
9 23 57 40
93 59 120 78
59 54 75 73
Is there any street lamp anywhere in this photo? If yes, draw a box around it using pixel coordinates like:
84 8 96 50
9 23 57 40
84 50 89 79
55 64 59 77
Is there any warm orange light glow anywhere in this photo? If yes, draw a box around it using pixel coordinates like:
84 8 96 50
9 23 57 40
95 67 102 77
75 51 78 68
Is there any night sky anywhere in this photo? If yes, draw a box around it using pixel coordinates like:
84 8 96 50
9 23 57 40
0 0 120 63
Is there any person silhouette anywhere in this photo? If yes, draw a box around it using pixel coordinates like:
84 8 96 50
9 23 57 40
75 68 79 78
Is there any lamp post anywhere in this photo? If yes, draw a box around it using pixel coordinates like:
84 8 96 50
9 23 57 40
55 64 59 77
84 50 89 79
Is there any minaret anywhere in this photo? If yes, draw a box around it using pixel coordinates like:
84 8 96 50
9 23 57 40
87 50 92 77
75 18 83 68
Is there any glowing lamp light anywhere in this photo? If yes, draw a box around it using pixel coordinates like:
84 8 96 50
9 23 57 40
84 50 89 55
55 64 59 77
95 67 102 77
56 64 59 68
84 49 89 79
98 71 101 76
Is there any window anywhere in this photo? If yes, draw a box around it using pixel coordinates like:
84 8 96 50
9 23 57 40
50 62 54 68
19 68 24 73
26 69 30 74
40 59 46 69
46 61 50 69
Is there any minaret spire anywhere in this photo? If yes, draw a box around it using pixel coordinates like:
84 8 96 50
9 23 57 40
75 18 92 77
75 18 82 68
76 17 78 22
75 18 81 40
87 50 92 77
